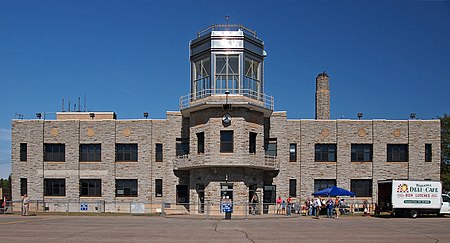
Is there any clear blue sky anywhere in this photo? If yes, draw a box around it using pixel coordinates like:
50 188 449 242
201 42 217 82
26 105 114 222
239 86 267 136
1 0 449 178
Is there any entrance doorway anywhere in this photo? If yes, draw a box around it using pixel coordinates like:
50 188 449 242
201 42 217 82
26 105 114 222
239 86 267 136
197 184 205 213
176 185 189 210
263 185 276 214
220 183 233 200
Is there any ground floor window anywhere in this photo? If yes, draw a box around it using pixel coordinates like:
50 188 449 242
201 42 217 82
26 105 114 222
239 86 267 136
44 178 66 196
116 179 138 197
20 178 27 196
351 179 372 197
289 179 297 197
80 179 102 197
314 179 336 192
155 179 163 197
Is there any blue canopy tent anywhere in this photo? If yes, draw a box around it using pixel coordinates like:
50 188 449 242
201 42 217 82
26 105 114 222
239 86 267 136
312 186 355 197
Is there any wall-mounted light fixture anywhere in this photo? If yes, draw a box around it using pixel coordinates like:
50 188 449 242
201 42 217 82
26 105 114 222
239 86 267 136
357 113 363 120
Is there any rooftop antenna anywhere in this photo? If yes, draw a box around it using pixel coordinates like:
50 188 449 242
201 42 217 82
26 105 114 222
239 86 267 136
15 112 24 119
68 99 71 112
84 94 87 112
225 15 230 30
78 97 81 112
62 98 65 112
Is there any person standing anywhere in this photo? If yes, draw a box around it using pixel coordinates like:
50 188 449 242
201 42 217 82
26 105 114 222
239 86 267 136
305 198 311 216
335 197 340 219
313 197 321 218
363 199 369 216
22 194 29 216
276 196 282 215
286 196 292 216
251 193 259 215
326 198 334 218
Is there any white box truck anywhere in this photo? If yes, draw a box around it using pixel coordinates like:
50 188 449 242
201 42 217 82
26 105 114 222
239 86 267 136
378 180 450 218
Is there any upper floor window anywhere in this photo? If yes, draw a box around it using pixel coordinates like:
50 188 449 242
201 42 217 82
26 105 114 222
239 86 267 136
351 144 373 162
116 144 138 162
387 144 408 162
289 143 297 162
44 144 65 162
249 132 257 154
425 144 432 162
80 144 101 162
44 178 65 196
20 143 27 161
220 131 233 153
315 144 336 162
80 179 102 197
265 138 277 157
176 138 189 156
116 179 138 197
156 143 163 162
197 132 205 154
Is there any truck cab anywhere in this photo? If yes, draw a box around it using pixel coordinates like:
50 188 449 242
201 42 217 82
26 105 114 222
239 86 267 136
440 194 450 215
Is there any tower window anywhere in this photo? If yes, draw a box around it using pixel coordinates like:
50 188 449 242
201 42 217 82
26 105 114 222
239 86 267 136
249 132 257 154
265 138 277 157
215 55 239 92
176 138 189 156
220 131 233 153
197 132 205 154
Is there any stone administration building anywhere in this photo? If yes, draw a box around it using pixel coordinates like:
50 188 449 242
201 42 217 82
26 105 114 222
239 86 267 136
11 24 440 214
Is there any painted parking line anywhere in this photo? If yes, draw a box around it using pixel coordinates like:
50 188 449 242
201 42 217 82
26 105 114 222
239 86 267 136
0 217 57 225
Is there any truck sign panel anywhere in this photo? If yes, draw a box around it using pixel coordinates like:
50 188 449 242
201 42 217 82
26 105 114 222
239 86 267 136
392 180 442 209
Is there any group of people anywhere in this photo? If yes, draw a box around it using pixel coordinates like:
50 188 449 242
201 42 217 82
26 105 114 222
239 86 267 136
305 197 347 219
275 196 294 216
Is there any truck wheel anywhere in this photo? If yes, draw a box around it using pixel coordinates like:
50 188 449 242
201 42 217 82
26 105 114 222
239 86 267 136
409 210 418 218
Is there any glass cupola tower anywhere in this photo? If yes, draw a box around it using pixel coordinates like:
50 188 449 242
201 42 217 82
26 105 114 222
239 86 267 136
180 24 273 116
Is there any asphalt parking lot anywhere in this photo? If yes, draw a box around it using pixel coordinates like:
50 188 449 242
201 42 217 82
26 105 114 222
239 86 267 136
0 214 449 242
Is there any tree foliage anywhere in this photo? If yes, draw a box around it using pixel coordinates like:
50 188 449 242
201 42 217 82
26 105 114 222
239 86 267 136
441 114 450 192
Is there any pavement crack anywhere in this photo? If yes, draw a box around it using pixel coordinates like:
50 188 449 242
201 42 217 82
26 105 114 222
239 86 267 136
235 229 255 243
213 219 223 234
424 235 439 243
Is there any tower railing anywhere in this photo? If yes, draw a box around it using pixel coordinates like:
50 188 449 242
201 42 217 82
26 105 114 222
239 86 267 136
197 24 258 38
180 89 274 111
